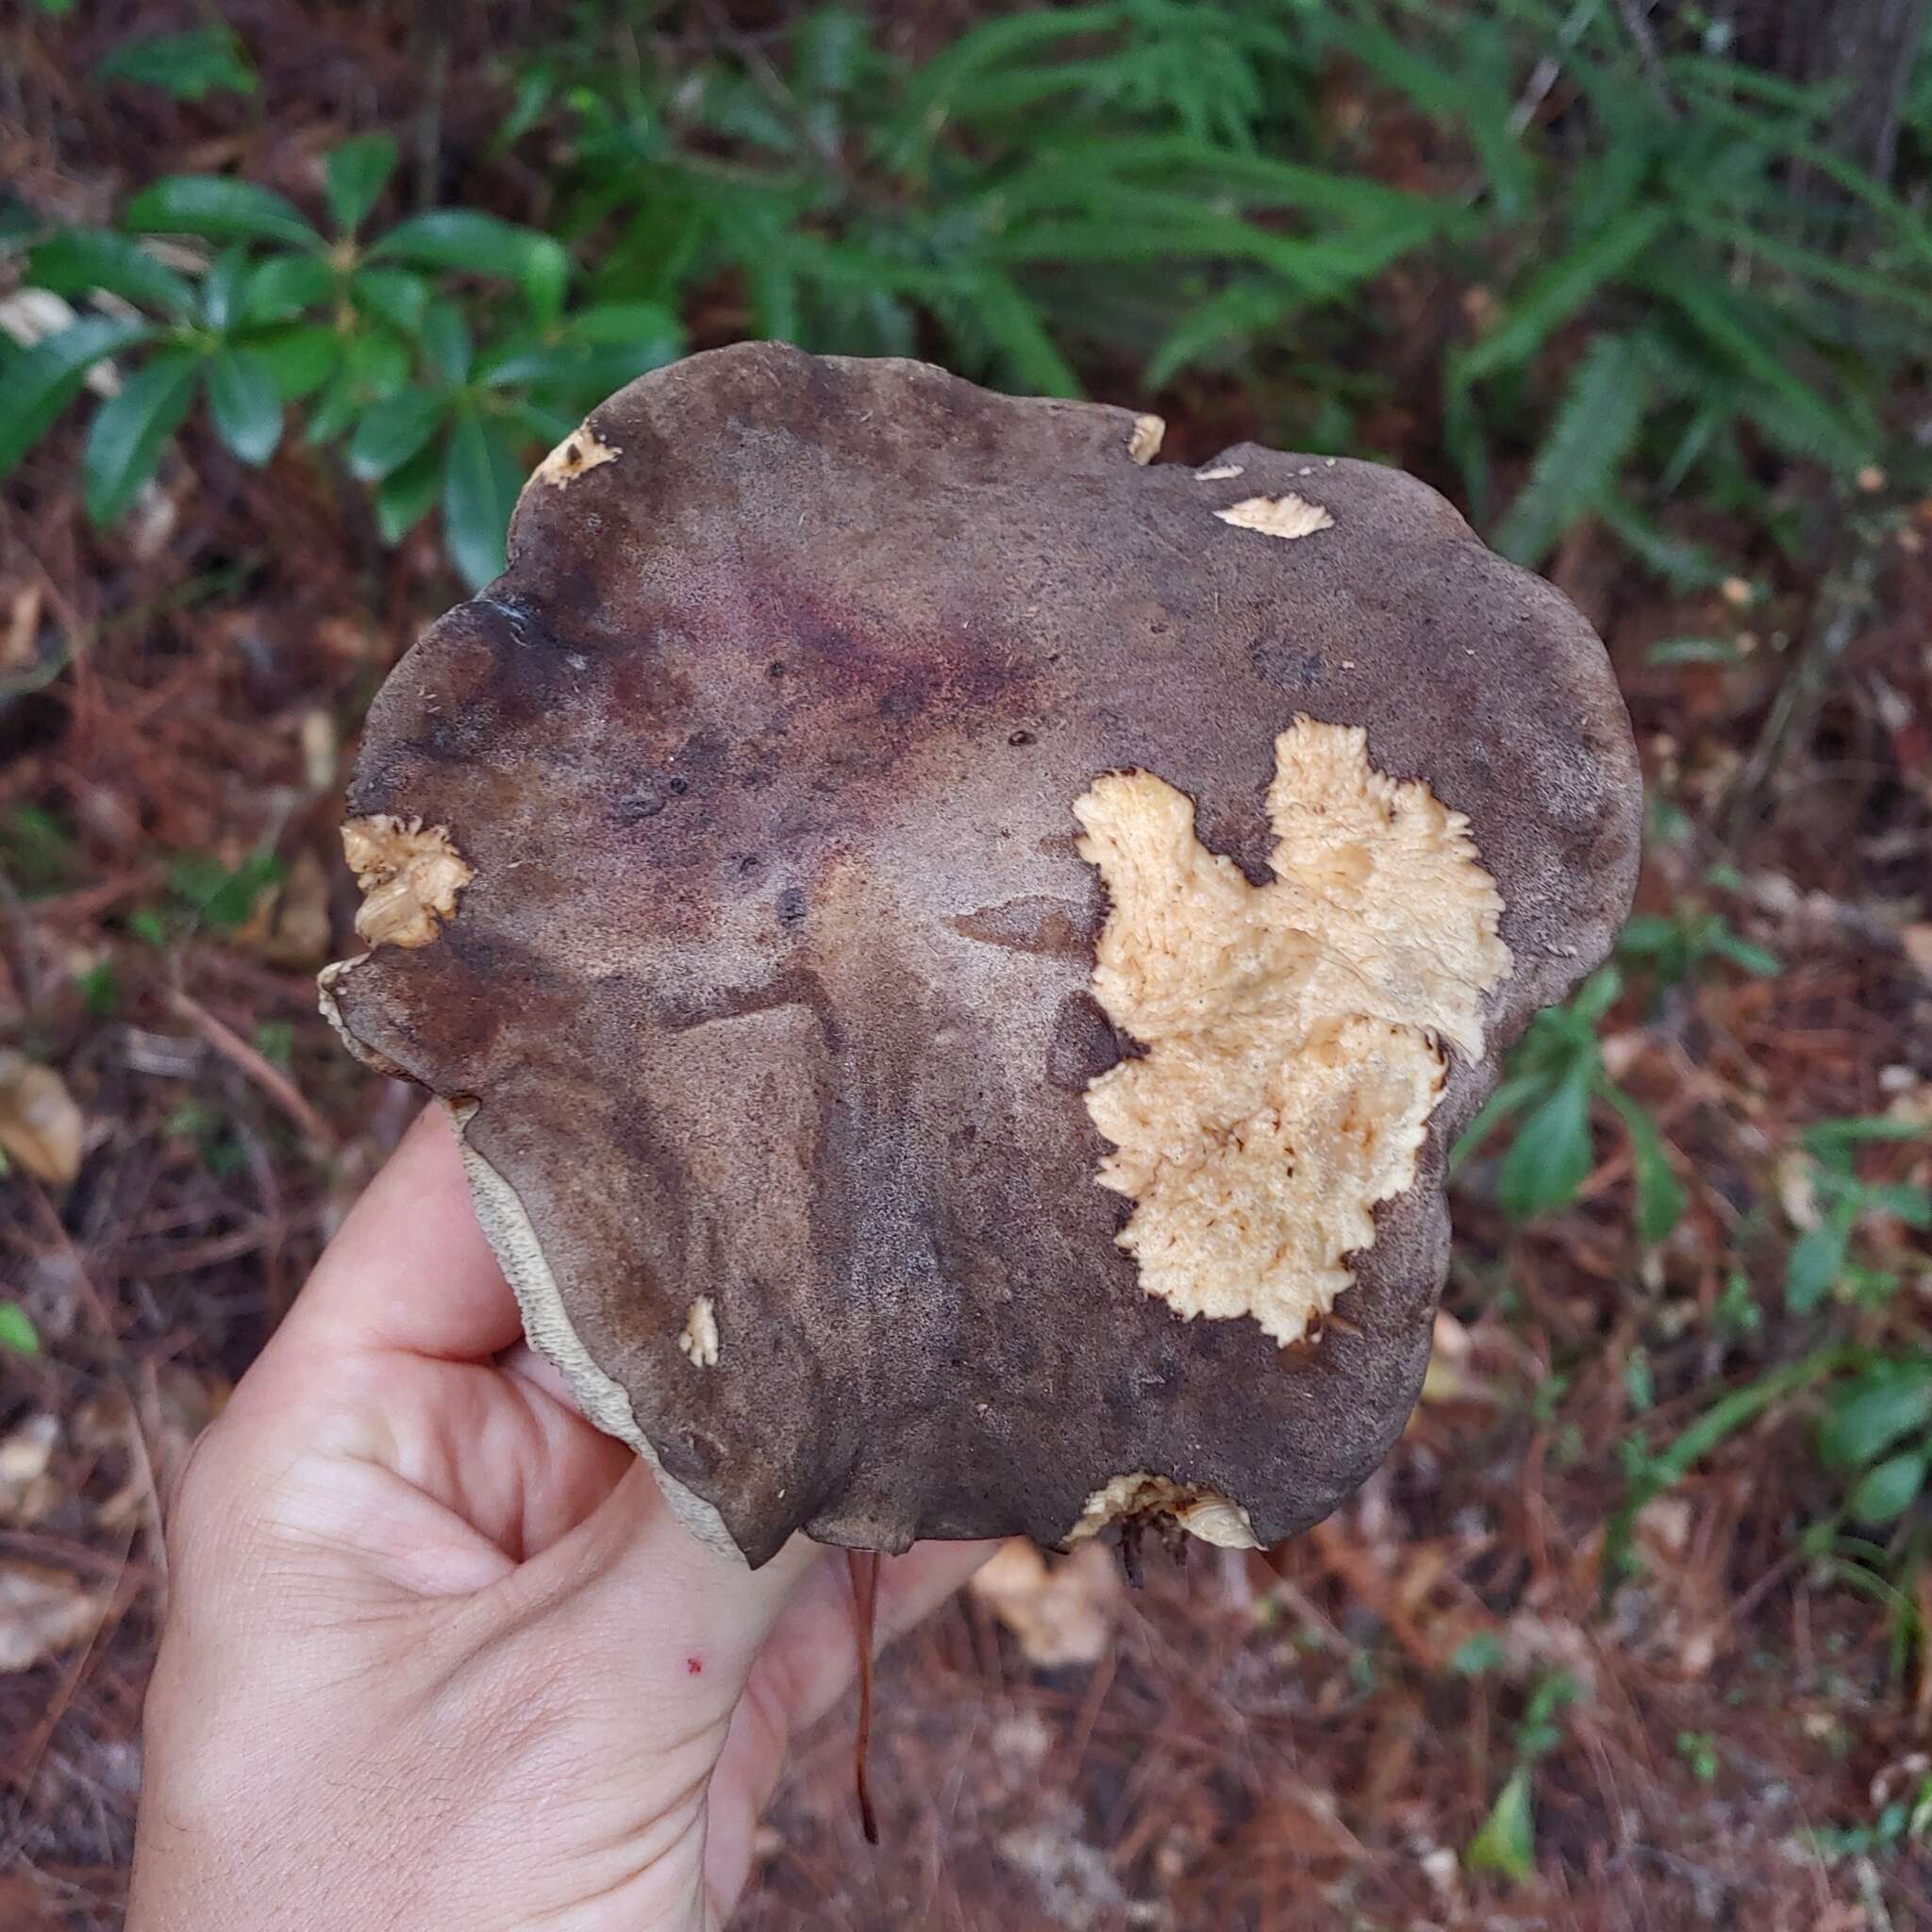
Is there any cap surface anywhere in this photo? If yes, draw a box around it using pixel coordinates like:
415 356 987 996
325 342 1641 1566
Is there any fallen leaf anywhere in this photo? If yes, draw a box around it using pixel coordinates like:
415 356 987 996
970 1539 1121 1667
0 1051 84 1185
0 1415 59 1525
239 847 333 968
0 1562 108 1673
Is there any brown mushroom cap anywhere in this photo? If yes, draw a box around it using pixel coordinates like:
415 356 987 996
324 342 1640 1567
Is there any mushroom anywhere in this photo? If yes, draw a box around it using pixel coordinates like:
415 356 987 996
323 342 1640 1571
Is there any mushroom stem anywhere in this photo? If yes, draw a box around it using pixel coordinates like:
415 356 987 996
847 1549 881 1845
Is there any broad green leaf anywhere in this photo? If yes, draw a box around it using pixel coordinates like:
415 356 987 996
82 349 199 525
207 347 283 464
372 211 570 323
194 252 250 338
1499 1070 1595 1220
375 441 445 544
1460 209 1669 383
349 389 451 483
253 324 339 400
125 175 320 248
0 1302 40 1355
441 406 522 590
420 300 473 384
351 267 430 335
1820 1367 1932 1470
0 317 158 480
27 229 196 316
1493 335 1650 567
1786 1214 1852 1313
324 135 400 235
242 253 334 324
95 26 255 100
1466 1766 1535 1885
1848 1449 1927 1525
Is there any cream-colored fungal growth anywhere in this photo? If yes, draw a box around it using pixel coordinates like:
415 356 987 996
1127 413 1165 464
1194 463 1244 481
678 1295 721 1368
531 424 621 489
1073 718 1511 1347
341 816 474 949
1065 1473 1258 1549
1214 492 1334 540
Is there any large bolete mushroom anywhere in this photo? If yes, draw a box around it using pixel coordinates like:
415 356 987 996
323 342 1640 1570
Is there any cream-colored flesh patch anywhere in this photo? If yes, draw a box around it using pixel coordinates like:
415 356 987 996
1074 718 1511 1347
341 816 474 949
678 1295 720 1367
1214 492 1334 540
1127 413 1165 464
532 424 620 489
1066 1473 1258 1549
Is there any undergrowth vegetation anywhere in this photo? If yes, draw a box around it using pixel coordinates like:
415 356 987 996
4 0 1931 1904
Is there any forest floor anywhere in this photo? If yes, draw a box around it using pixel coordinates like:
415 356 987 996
3 6 1931 1929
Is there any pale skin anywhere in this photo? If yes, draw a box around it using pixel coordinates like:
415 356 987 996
128 1106 993 1930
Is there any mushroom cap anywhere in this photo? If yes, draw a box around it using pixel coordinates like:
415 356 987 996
325 342 1640 1567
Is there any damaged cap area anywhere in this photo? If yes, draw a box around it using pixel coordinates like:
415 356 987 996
341 816 473 949
322 342 1641 1567
1074 718 1511 1347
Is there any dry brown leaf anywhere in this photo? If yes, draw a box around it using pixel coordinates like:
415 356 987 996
0 1415 60 1526
3 582 42 674
0 1051 84 1185
970 1539 1121 1667
242 847 334 968
0 1561 108 1673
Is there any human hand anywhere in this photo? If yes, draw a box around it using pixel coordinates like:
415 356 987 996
128 1105 992 1930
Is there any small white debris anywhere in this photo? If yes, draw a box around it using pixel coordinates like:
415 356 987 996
1193 463 1243 482
1126 414 1165 464
1214 493 1335 541
678 1295 720 1368
532 424 621 490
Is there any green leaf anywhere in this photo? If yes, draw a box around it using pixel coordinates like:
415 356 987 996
1466 1766 1536 1885
324 135 400 235
1493 334 1650 567
125 175 320 249
1499 1070 1595 1220
199 246 252 331
953 272 1081 397
1820 1367 1932 1470
252 324 339 400
0 317 158 481
1646 637 1740 666
351 267 430 335
1602 1083 1686 1244
441 406 522 590
207 347 283 465
1786 1215 1852 1313
1460 209 1669 383
419 300 473 384
0 1302 40 1355
374 441 445 544
348 389 450 483
372 211 570 323
1848 1450 1927 1526
27 229 197 316
82 349 199 525
95 26 255 101
242 253 334 324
